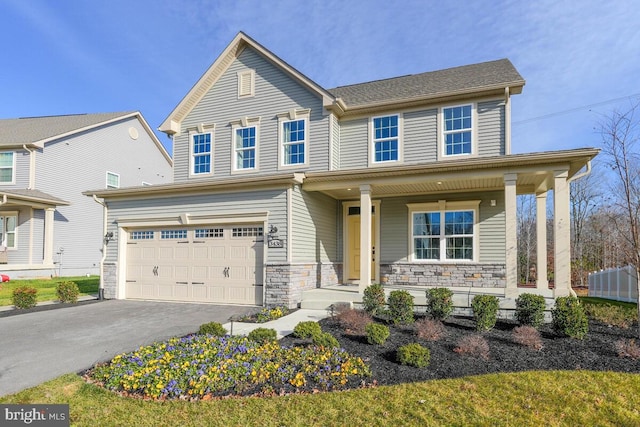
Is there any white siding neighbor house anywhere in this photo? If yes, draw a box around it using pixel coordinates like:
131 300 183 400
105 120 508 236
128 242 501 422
86 32 598 308
0 112 172 279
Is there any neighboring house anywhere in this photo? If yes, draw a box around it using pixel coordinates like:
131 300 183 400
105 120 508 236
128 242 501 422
0 112 172 278
86 32 598 308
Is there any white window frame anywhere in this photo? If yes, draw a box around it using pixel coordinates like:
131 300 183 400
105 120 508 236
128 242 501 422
0 211 18 250
370 114 403 166
230 117 260 174
407 200 480 263
189 128 214 177
0 152 16 185
278 109 310 169
237 70 255 99
106 171 120 189
438 103 477 160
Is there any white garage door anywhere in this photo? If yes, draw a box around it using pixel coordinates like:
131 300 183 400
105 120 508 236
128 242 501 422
125 225 264 305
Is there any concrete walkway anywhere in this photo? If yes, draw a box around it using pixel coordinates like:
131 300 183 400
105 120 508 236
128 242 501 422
224 308 332 339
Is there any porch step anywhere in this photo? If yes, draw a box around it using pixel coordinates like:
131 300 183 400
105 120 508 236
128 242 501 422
300 286 361 310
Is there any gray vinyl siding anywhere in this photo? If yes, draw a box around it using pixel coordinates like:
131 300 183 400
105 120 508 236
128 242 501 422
338 117 368 169
105 188 288 263
330 114 340 170
477 100 505 156
378 192 505 263
291 186 338 263
404 109 437 164
35 116 172 275
32 209 44 263
174 48 330 182
1 207 41 265
0 149 30 189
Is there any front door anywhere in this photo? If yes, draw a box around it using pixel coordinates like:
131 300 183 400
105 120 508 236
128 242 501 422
346 205 376 282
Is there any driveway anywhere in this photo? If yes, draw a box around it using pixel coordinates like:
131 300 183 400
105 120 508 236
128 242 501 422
0 300 254 397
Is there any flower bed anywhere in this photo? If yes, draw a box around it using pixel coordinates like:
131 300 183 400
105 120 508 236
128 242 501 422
88 334 370 400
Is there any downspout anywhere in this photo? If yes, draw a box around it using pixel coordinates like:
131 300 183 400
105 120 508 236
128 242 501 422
567 161 592 183
92 194 107 300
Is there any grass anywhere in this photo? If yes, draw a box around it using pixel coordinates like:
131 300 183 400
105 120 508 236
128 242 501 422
2 371 640 426
0 276 99 306
579 296 637 310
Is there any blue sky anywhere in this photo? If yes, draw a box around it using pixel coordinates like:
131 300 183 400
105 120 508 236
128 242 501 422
2 0 639 156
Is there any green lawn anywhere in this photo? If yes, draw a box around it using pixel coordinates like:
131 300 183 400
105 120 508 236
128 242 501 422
0 276 99 306
579 296 637 309
1 371 639 426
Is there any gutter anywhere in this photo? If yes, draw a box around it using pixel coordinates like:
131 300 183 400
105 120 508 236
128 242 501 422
92 194 107 300
567 160 592 183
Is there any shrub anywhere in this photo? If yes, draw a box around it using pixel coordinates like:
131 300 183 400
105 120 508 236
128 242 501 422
247 328 277 344
198 322 228 336
584 303 634 329
365 323 390 345
312 332 340 349
454 334 490 360
362 284 386 315
397 343 430 368
471 295 500 331
56 280 80 303
415 318 446 342
515 293 546 328
425 287 454 320
293 321 322 339
512 325 544 351
12 286 37 309
552 296 588 339
387 290 414 325
614 338 640 359
336 309 372 335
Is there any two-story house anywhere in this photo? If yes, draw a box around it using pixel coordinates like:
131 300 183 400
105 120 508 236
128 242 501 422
0 111 172 279
87 33 598 308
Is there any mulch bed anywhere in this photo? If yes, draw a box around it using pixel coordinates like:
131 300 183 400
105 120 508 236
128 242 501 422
281 315 640 388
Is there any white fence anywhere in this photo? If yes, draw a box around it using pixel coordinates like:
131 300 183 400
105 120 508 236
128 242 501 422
588 266 638 303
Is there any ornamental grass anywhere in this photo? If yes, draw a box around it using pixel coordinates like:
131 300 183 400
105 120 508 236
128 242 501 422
90 334 369 400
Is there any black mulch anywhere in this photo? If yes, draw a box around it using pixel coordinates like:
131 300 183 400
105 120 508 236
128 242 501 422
280 315 640 388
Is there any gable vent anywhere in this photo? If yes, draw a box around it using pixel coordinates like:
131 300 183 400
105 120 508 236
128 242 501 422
238 70 255 98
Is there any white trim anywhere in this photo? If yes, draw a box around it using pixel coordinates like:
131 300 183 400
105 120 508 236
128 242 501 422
237 69 255 98
0 210 18 250
106 171 120 189
0 151 16 186
188 127 215 177
287 186 292 263
342 200 381 284
438 103 478 160
278 109 310 170
117 211 270 228
369 113 403 167
230 117 260 174
407 200 480 263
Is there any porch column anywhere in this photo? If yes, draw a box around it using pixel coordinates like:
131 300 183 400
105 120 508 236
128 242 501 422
536 192 549 290
359 184 372 293
43 208 55 264
504 173 518 296
553 170 571 296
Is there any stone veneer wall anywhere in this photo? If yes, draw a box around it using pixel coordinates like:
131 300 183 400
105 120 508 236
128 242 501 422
265 262 342 308
379 263 506 288
102 262 118 299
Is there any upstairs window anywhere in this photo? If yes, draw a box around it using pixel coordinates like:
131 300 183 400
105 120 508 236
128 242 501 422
0 152 15 184
372 115 399 163
282 119 306 165
0 213 17 249
192 133 212 175
106 171 120 189
234 126 256 170
443 105 473 156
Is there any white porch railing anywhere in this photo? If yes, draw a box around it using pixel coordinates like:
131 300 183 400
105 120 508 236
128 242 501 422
588 266 638 303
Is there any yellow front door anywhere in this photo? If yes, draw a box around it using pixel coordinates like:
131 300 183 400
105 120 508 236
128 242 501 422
347 212 375 281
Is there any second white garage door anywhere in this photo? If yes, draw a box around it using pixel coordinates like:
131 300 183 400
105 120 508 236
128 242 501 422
126 225 264 305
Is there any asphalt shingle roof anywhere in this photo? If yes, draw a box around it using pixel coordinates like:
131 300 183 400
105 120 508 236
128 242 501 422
328 59 524 108
0 112 135 146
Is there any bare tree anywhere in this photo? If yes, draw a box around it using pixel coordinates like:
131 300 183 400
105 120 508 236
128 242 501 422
570 170 602 287
598 100 640 337
517 194 536 284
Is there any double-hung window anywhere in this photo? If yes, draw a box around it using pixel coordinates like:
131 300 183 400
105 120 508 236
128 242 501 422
372 115 399 163
0 213 17 249
234 126 256 170
443 105 473 156
0 152 15 184
409 202 478 262
192 133 212 175
282 119 306 166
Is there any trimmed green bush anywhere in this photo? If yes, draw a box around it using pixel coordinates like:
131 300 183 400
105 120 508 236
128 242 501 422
12 286 37 309
365 323 390 345
388 290 414 325
293 321 322 339
247 327 278 344
397 343 430 368
515 293 546 328
471 295 500 331
56 281 80 303
362 284 386 315
312 332 340 349
426 287 454 320
552 296 588 339
197 321 228 336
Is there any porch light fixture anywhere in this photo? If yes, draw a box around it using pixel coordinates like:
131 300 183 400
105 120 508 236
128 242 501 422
104 231 114 244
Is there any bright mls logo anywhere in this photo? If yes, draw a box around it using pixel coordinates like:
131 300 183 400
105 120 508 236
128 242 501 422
0 404 69 426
